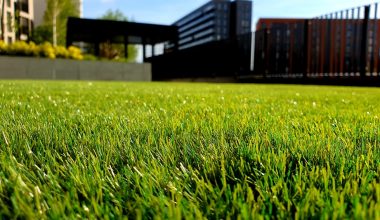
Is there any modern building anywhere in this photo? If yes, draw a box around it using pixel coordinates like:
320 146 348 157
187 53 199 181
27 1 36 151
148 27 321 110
171 0 252 50
0 0 16 43
148 0 253 79
16 0 34 41
0 0 34 43
66 0 253 79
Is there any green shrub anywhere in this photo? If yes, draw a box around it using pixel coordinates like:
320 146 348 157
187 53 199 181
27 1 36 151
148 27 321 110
83 54 98 61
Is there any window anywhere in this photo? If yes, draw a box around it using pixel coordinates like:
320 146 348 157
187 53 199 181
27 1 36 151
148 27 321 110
19 0 29 13
6 0 10 7
20 17 29 35
7 12 12 32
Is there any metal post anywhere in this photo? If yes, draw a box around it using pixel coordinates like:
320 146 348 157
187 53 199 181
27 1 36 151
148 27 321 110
142 38 146 62
94 41 100 57
151 44 155 57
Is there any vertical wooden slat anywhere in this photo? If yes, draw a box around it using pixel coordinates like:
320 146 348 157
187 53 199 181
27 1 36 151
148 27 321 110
340 10 346 76
304 20 310 77
351 8 356 75
371 4 377 75
374 3 380 74
344 9 349 75
289 24 294 75
334 12 339 76
329 13 335 76
320 17 325 76
360 6 370 77
316 17 320 76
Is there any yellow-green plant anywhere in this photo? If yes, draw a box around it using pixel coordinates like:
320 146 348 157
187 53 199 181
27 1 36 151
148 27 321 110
28 42 40 57
6 41 32 56
39 42 56 59
54 45 70 59
68 46 83 60
0 40 83 60
0 40 6 54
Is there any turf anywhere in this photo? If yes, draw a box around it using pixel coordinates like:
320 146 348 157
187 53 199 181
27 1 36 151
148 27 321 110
0 81 379 219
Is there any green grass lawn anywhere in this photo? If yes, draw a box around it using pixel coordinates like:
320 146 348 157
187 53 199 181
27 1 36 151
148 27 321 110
0 81 379 219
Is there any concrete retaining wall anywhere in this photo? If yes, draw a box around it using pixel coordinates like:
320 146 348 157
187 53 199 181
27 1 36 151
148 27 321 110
0 56 151 81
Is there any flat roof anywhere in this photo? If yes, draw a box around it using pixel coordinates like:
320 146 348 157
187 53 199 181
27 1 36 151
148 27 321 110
66 17 178 46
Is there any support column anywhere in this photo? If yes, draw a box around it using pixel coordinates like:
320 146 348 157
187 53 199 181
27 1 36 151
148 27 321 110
124 36 129 59
94 41 100 57
143 42 146 63
151 44 155 57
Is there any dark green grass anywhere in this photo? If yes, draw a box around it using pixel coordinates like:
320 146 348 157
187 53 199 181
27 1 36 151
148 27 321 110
0 81 379 219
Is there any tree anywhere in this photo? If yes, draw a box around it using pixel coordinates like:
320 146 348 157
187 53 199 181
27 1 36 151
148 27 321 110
43 0 79 46
31 25 52 44
98 9 137 62
101 9 128 21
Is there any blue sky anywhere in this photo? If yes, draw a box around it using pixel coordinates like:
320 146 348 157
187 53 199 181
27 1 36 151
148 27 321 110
83 0 378 29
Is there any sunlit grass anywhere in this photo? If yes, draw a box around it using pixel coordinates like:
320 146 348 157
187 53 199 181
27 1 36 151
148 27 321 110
0 81 379 219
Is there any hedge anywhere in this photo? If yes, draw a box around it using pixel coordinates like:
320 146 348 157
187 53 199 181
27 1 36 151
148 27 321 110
0 41 83 60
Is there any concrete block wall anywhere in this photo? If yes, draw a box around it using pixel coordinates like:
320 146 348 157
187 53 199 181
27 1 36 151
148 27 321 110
0 56 151 81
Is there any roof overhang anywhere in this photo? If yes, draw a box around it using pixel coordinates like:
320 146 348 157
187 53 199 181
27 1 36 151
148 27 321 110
67 17 178 46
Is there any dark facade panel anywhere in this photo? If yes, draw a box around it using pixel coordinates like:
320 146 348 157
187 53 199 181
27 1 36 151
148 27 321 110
171 0 252 50
150 33 252 80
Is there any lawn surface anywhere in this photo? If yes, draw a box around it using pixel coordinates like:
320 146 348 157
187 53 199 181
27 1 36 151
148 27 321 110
0 81 379 219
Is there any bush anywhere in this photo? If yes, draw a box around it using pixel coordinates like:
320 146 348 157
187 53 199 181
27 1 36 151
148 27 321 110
68 46 83 60
83 54 98 61
0 40 83 60
55 45 70 59
0 41 7 54
39 42 56 59
7 41 32 56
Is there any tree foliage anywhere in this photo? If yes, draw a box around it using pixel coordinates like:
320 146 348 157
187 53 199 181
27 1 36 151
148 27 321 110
31 25 52 45
98 9 137 62
101 9 128 21
42 0 79 46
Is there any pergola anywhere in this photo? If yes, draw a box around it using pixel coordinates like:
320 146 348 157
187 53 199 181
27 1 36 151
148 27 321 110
66 17 178 61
